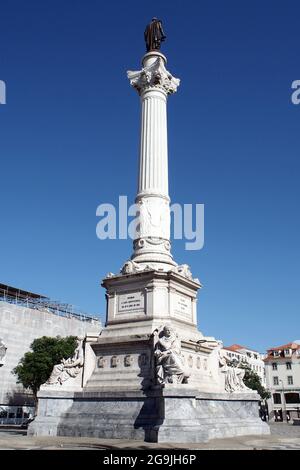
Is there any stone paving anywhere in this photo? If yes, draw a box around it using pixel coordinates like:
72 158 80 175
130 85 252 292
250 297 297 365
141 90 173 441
0 423 299 450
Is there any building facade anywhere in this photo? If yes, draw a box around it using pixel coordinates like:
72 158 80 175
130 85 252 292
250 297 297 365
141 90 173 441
0 283 101 424
264 342 300 422
222 344 266 386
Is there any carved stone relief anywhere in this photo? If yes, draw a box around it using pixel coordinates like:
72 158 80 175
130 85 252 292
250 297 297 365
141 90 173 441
111 356 120 368
98 356 107 368
138 353 148 367
188 355 193 368
124 355 134 367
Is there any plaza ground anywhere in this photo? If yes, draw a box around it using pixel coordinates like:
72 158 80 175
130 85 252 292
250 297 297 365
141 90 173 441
0 423 299 450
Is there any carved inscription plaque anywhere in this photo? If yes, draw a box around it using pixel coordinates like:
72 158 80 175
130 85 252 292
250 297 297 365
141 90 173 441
118 292 144 314
174 293 192 318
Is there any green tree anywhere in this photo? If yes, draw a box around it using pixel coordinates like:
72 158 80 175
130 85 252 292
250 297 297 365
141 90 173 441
12 336 77 407
239 363 271 400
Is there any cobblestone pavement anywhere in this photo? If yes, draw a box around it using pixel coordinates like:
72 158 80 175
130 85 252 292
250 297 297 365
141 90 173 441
269 422 300 437
0 423 299 450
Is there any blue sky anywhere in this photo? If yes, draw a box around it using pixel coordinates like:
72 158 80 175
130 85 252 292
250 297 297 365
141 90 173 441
0 0 299 352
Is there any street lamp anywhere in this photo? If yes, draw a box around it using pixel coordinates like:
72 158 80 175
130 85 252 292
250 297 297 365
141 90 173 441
279 379 288 423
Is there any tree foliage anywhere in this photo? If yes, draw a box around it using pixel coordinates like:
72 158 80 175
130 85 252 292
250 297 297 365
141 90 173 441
239 363 271 400
12 336 77 401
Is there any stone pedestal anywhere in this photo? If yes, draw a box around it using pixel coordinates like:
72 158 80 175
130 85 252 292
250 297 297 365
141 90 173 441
29 388 269 443
83 270 222 393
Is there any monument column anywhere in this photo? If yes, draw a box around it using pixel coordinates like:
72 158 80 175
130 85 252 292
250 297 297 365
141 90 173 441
29 20 270 444
126 51 180 271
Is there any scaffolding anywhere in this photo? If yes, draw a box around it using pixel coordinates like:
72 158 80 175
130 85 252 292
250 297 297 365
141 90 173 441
0 283 99 323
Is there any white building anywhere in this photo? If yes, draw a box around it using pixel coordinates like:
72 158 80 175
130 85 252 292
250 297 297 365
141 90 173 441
0 283 101 424
264 342 300 422
222 344 266 386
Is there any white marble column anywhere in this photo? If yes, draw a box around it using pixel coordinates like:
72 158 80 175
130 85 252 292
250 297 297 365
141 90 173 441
125 51 180 271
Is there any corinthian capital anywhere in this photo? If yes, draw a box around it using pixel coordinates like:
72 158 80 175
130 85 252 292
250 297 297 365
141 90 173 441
127 57 180 95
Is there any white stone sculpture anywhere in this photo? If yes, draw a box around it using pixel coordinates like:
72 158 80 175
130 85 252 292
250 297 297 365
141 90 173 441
0 339 7 366
173 264 193 280
120 260 158 275
137 198 170 240
153 325 190 385
121 260 147 274
127 56 180 95
218 351 250 393
45 337 84 386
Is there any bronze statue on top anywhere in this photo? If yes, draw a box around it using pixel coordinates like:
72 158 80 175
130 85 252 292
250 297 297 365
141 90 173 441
144 18 166 52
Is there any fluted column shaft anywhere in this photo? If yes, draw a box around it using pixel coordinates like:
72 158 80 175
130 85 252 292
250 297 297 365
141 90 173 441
127 51 180 270
138 88 168 198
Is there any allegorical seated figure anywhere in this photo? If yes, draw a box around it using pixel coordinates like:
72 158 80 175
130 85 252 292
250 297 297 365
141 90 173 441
154 325 190 384
45 337 84 386
218 350 250 393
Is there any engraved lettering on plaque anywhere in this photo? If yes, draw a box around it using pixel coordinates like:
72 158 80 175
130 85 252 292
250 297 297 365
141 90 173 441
174 293 192 318
118 292 144 314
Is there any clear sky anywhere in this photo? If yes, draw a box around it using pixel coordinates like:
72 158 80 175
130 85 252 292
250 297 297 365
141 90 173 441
0 0 299 353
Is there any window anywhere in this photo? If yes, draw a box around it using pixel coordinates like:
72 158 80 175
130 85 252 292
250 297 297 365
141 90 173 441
273 376 279 386
285 393 300 404
272 363 277 370
287 376 293 385
284 349 292 356
273 393 281 404
286 362 292 370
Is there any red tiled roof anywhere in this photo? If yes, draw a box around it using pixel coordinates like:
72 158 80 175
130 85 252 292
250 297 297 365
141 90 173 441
222 347 243 353
264 342 300 361
267 342 300 352
225 344 258 353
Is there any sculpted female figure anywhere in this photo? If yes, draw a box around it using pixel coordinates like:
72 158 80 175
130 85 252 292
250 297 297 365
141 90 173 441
154 325 190 384
218 351 249 393
46 337 84 386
